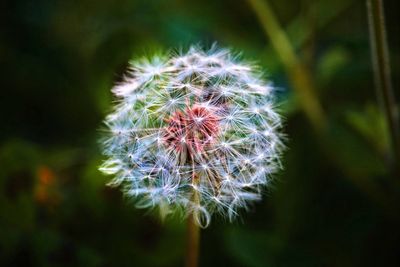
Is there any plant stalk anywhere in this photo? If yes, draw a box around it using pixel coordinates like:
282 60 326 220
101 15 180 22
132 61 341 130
366 0 400 168
247 0 327 133
185 171 200 267
185 211 200 267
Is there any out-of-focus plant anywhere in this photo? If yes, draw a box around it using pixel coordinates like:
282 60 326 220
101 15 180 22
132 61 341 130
247 0 326 133
366 0 400 171
247 0 399 212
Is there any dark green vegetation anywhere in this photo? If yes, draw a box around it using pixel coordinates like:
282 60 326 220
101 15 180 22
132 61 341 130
1 0 399 266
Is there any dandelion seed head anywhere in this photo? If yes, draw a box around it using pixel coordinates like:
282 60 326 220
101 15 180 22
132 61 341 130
100 45 284 227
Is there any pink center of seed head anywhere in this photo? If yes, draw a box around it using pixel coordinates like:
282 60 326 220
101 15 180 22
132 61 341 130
163 104 220 154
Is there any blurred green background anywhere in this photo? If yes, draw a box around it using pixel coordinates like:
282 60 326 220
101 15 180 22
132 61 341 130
1 0 399 266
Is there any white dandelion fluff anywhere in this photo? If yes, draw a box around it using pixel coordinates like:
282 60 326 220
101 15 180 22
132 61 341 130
100 46 284 227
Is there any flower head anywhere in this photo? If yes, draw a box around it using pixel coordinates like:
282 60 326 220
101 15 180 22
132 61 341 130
100 46 284 227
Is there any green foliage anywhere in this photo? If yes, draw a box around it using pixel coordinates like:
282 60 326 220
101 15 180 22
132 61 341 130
346 104 390 155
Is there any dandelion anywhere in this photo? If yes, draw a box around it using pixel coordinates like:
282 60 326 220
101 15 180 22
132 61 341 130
100 45 284 228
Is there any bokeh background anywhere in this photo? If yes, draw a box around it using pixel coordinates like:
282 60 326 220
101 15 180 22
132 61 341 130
1 0 399 266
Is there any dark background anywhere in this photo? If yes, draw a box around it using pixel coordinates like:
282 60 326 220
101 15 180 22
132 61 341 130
1 0 399 266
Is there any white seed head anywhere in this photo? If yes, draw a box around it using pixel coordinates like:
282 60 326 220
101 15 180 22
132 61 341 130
100 46 285 227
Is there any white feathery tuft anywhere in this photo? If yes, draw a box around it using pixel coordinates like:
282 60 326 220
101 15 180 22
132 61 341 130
100 46 285 227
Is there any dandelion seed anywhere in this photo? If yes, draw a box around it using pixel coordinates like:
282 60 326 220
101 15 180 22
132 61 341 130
100 45 284 227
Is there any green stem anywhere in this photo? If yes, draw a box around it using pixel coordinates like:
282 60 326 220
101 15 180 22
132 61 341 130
247 0 327 133
366 0 400 169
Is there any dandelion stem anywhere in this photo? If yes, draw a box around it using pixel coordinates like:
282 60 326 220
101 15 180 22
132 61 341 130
185 177 200 267
185 210 200 267
366 0 400 169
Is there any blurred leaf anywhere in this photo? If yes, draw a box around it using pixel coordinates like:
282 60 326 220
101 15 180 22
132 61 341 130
288 0 355 49
317 46 350 86
224 227 279 267
76 245 103 267
326 120 387 177
345 103 390 156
